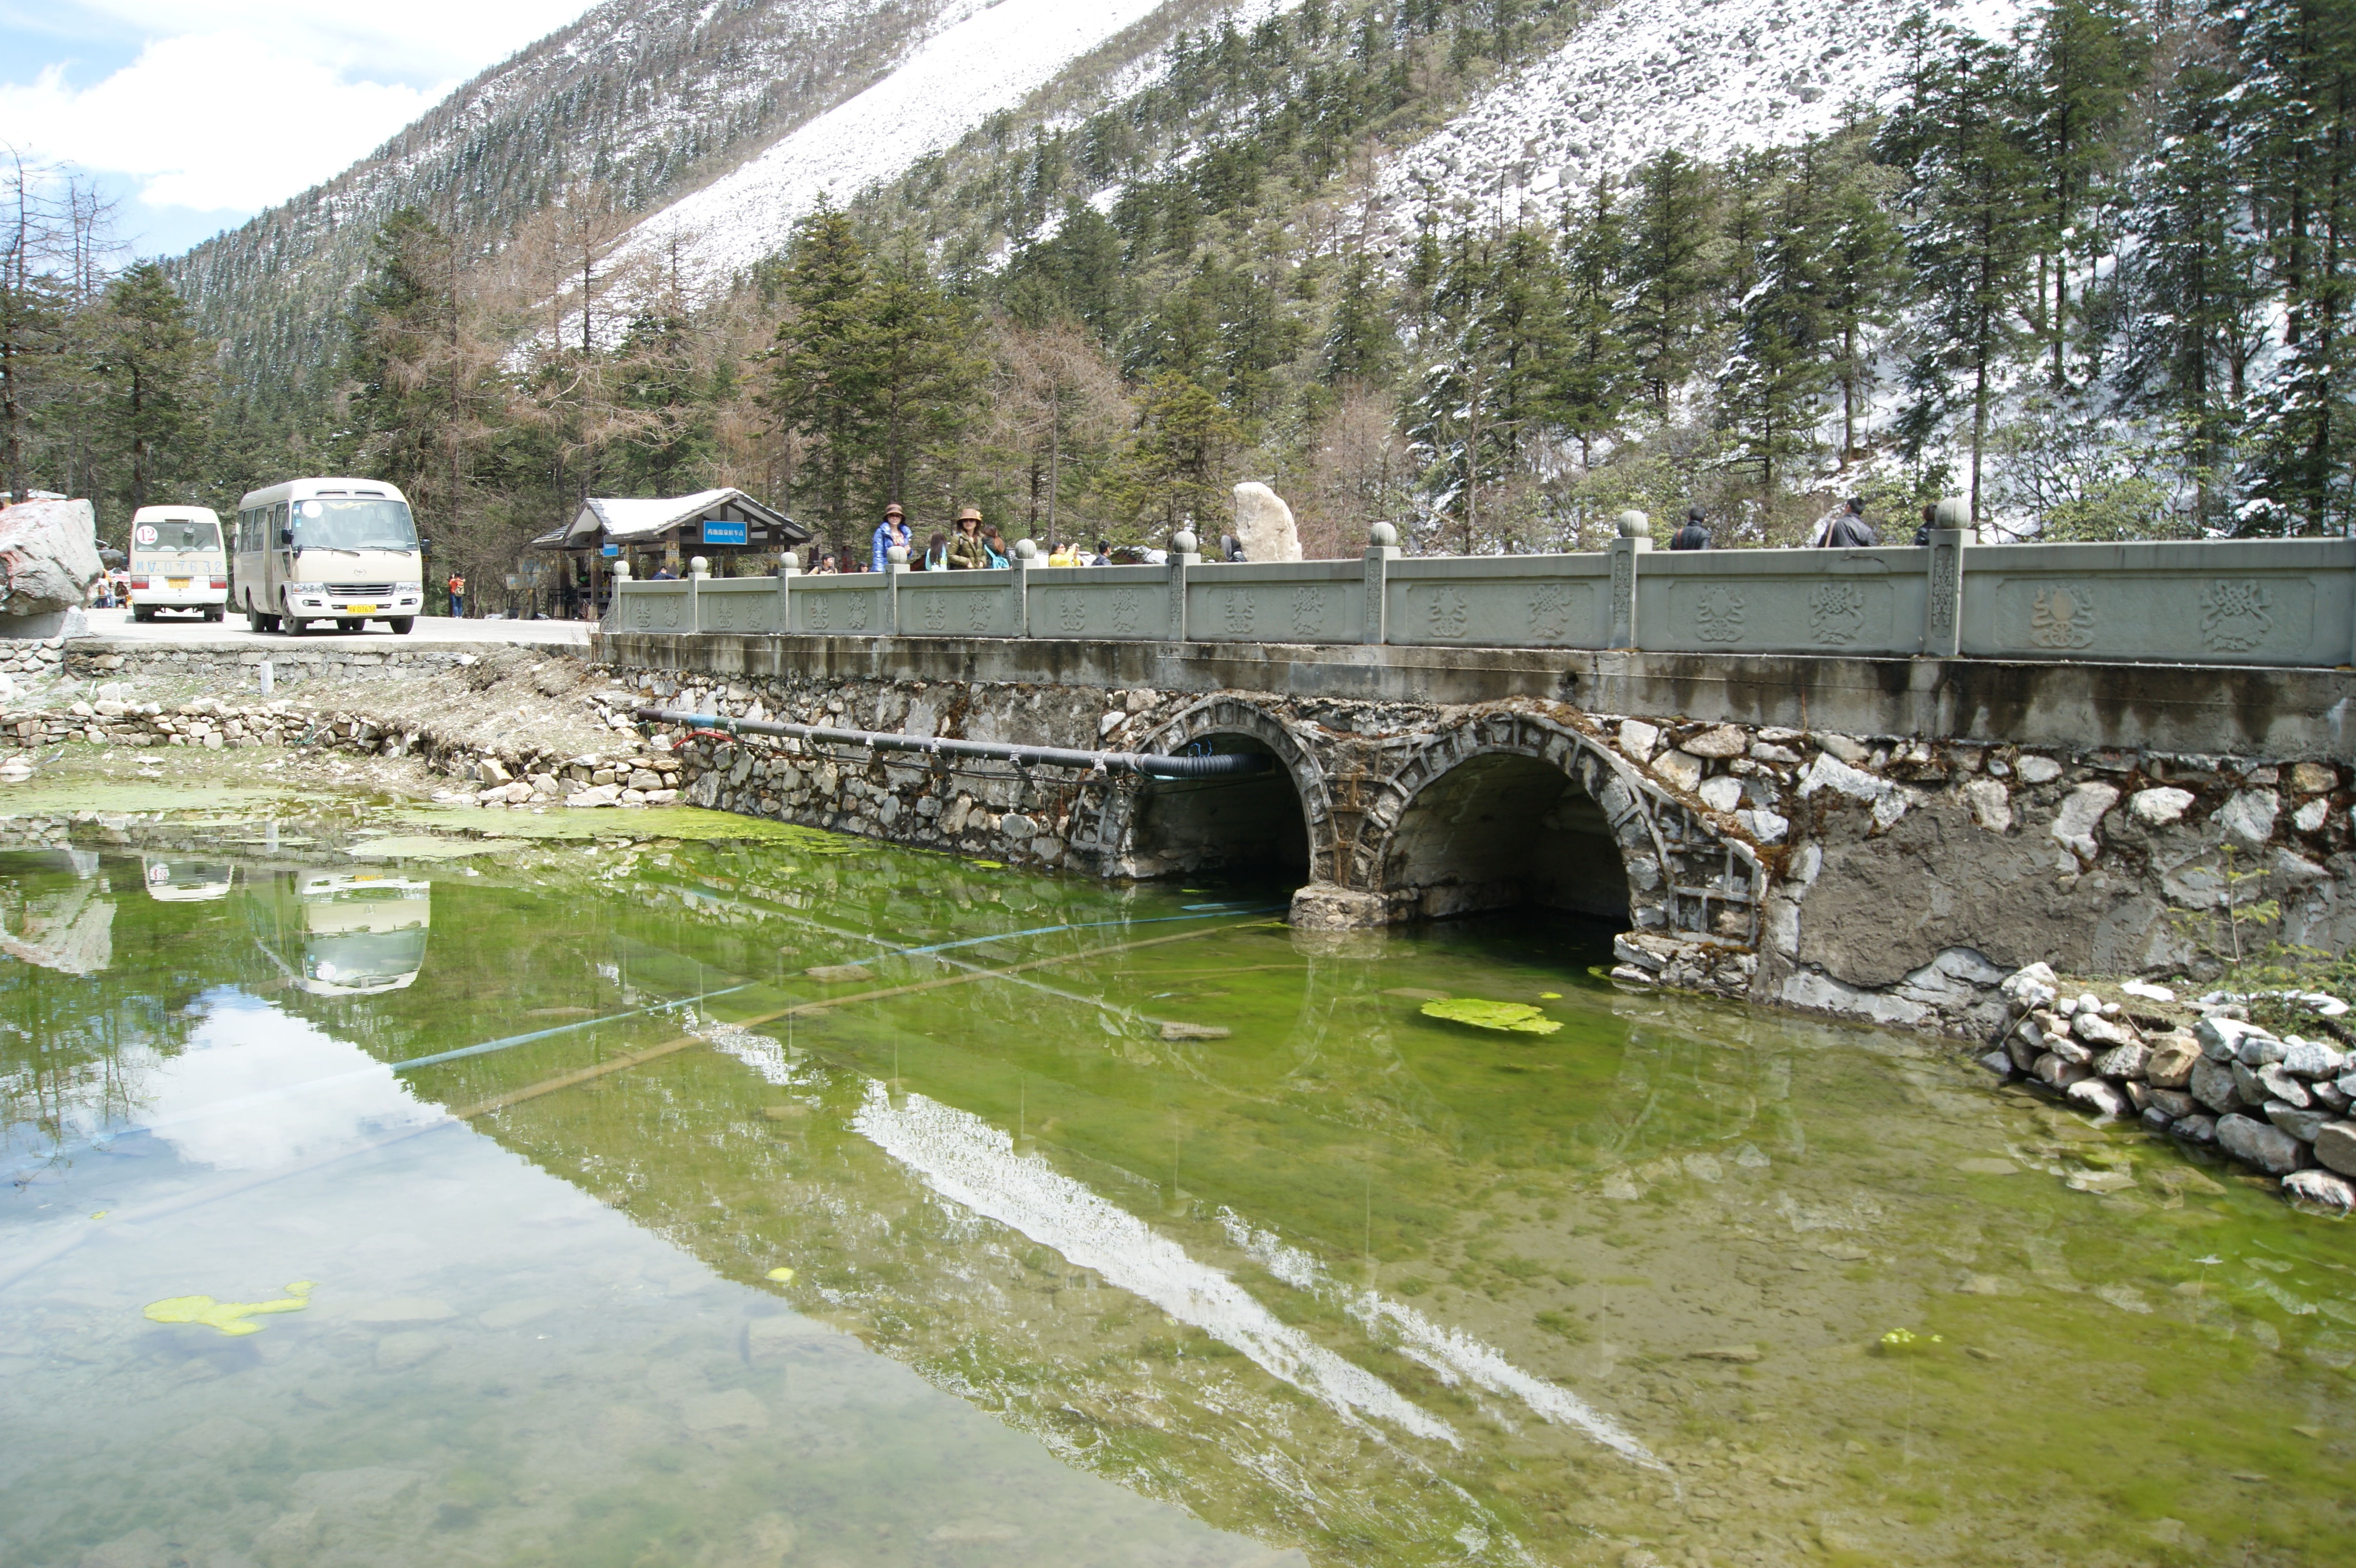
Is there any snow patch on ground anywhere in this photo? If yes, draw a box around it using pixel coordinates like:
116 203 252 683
1374 0 2026 241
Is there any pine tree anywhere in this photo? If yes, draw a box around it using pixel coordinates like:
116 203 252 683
2122 35 2263 526
1812 129 1905 464
1879 18 2041 519
762 204 873 554
1117 370 1244 531
1323 246 1397 385
91 262 212 516
2228 0 2356 534
1552 179 1634 468
1717 174 1830 502
857 247 984 509
1623 150 1718 410
2021 0 2146 387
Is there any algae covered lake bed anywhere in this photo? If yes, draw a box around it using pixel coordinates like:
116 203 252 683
3 773 2354 1567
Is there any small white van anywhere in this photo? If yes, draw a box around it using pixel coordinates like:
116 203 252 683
232 477 425 635
127 505 227 621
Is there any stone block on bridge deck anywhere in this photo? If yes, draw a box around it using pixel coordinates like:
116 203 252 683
1379 555 1612 648
1186 561 1365 642
1635 546 1932 658
1025 564 1175 640
897 570 1022 637
1958 538 2356 668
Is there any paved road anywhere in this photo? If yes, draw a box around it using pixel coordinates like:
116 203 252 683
76 607 592 650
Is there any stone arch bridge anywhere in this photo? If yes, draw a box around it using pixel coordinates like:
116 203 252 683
606 617 2356 1027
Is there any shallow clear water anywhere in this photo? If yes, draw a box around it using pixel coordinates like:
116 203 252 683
4 790 2353 1567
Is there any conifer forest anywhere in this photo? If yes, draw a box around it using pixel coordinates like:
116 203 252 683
2 0 2353 584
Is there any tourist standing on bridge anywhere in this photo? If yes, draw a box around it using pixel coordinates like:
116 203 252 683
1913 503 1937 546
1813 497 1879 548
948 508 990 569
1671 507 1712 550
981 523 1010 568
871 504 910 573
921 532 949 571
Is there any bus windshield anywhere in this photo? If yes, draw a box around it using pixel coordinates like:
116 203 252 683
139 519 220 553
290 498 418 551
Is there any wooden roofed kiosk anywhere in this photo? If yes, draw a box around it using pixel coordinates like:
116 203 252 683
529 488 808 614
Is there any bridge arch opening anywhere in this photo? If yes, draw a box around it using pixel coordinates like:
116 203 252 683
1125 733 1311 887
1383 752 1629 922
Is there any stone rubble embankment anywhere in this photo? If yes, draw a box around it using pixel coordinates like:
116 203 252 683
1986 961 2356 1211
0 665 667 812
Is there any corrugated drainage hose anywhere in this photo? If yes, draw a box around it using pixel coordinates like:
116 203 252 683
632 705 1272 780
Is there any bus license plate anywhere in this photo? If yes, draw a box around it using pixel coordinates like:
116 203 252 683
345 603 378 614
168 579 190 590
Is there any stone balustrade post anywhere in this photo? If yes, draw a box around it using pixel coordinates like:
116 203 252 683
775 552 797 634
1607 511 1650 651
607 558 632 635
1169 528 1201 641
1922 496 1970 658
885 544 909 634
1012 538 1036 637
687 555 708 633
1363 521 1399 644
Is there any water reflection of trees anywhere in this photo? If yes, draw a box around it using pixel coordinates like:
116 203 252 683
1 853 190 1163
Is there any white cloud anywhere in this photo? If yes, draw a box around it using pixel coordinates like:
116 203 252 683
2 34 441 212
60 1 591 84
0 1 593 214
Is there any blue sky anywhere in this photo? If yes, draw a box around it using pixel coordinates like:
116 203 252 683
0 1 592 258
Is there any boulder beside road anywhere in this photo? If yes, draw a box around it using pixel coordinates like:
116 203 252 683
0 499 101 623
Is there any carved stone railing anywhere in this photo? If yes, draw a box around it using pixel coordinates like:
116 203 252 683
608 512 2356 670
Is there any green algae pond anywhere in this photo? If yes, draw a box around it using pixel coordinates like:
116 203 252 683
4 791 2354 1567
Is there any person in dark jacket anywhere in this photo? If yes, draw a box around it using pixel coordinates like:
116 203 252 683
1818 497 1879 548
1913 503 1937 547
1670 506 1711 551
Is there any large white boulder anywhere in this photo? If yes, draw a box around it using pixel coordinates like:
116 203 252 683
1231 483 1302 562
0 499 102 621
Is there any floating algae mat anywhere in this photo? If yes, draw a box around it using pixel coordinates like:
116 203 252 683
143 1281 315 1336
5 808 2356 1568
1419 995 1562 1034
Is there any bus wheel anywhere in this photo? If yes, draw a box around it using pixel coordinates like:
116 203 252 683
389 617 415 635
336 618 362 633
131 605 154 623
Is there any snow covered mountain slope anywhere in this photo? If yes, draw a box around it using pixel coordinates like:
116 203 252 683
622 0 1293 287
1377 0 2026 228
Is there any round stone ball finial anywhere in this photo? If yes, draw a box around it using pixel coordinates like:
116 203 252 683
689 555 710 575
1171 528 1198 555
1934 496 1971 530
779 551 799 571
1014 538 1038 560
1616 509 1650 539
1369 521 1398 548
887 544 909 564
610 559 632 581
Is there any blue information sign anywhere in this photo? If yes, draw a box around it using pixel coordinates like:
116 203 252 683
701 519 749 546
601 543 619 558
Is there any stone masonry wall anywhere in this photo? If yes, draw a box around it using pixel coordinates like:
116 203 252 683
606 662 2356 1059
63 644 482 686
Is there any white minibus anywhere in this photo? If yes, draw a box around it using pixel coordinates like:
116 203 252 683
232 477 425 635
127 505 227 621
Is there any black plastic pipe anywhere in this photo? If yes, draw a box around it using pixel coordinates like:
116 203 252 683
633 705 1272 780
